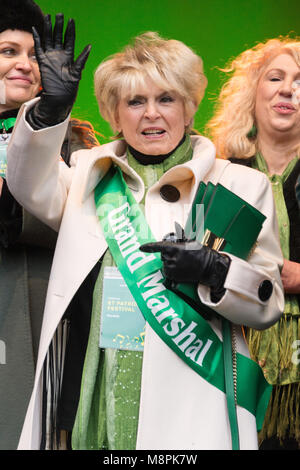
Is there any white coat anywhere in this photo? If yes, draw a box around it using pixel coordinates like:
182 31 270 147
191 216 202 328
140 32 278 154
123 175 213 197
7 99 284 450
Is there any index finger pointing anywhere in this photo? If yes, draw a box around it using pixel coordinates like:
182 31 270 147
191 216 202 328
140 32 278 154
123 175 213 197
140 242 171 253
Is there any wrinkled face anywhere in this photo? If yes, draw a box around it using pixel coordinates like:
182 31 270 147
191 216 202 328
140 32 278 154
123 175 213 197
255 53 300 139
0 29 41 112
116 78 190 155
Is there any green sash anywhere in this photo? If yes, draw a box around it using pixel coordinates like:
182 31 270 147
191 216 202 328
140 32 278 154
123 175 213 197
94 165 272 435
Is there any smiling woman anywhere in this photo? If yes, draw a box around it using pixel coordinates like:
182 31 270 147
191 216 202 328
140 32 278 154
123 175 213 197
255 53 300 171
0 29 41 111
207 36 300 450
0 0 45 451
0 0 101 451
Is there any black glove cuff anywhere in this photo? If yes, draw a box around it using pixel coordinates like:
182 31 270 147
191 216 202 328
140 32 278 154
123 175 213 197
26 94 72 130
26 107 48 130
209 253 231 302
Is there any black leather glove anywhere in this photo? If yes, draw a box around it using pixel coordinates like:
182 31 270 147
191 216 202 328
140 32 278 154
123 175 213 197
140 240 231 302
27 13 91 130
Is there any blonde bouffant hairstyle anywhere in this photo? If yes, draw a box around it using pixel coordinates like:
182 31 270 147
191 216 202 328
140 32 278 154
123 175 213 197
206 36 300 159
94 32 207 134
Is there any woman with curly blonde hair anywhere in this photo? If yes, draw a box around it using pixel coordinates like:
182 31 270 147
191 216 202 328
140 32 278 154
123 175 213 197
207 36 300 160
207 36 300 450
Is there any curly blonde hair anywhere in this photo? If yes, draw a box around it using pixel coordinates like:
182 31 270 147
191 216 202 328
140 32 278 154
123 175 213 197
94 32 207 133
206 36 300 159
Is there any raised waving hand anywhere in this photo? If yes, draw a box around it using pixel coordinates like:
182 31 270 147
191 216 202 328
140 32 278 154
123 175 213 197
27 13 91 129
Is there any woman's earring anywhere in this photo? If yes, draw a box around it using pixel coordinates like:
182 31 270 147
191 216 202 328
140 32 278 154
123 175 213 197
247 125 257 138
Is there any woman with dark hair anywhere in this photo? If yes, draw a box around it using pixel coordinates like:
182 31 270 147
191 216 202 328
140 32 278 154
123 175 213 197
0 1 99 449
0 0 46 450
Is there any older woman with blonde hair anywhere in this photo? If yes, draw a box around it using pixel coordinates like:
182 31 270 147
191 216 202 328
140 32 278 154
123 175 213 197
7 16 284 450
207 36 300 449
94 32 207 136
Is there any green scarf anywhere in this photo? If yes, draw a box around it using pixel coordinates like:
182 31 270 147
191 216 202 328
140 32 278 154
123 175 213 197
248 153 300 444
127 134 193 196
72 137 193 450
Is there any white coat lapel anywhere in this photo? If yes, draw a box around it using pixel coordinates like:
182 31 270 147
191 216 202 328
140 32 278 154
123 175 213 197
81 141 145 204
144 135 217 239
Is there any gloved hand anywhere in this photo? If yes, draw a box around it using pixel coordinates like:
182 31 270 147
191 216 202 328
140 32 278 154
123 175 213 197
140 240 231 302
26 13 91 130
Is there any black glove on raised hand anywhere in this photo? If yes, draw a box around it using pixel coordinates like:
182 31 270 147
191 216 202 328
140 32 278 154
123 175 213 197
27 13 91 130
140 240 231 302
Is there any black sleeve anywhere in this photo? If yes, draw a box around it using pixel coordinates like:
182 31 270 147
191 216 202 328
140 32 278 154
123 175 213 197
0 179 22 248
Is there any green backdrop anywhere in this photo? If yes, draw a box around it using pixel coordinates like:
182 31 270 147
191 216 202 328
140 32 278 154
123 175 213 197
36 0 299 143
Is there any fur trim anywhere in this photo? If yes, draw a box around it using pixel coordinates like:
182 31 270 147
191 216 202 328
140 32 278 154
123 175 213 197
0 0 44 37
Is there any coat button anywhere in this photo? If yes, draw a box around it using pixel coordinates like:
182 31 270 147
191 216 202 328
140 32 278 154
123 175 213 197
160 184 180 202
258 280 273 301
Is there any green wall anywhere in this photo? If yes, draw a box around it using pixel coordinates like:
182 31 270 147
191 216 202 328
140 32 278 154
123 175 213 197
36 0 300 143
